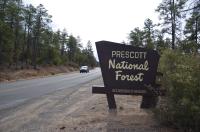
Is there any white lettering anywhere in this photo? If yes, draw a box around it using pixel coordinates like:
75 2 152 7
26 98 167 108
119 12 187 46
111 51 147 59
112 51 117 58
115 70 144 82
115 70 122 80
109 59 115 69
108 59 149 71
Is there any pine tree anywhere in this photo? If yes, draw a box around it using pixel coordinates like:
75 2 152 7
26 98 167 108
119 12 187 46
67 35 77 61
129 27 144 47
143 18 155 49
184 2 200 44
156 0 187 49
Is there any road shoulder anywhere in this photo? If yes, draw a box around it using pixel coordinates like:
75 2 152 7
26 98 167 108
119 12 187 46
0 78 177 132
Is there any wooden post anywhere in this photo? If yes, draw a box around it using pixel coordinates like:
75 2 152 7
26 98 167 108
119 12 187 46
106 93 116 109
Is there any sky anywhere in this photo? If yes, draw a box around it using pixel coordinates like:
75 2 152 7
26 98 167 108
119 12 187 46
24 0 162 58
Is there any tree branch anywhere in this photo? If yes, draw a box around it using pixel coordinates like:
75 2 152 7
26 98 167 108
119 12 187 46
180 4 200 12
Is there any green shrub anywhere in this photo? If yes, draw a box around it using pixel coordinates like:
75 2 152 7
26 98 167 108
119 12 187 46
156 49 200 132
52 56 62 65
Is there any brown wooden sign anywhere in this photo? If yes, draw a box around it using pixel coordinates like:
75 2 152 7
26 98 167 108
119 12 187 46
96 41 159 92
93 41 161 109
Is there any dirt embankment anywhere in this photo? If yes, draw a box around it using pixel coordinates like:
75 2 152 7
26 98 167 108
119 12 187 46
0 65 78 82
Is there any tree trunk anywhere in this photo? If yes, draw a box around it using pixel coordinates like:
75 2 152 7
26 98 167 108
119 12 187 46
32 12 41 69
61 44 64 56
26 28 30 66
14 20 20 70
21 24 27 69
195 16 198 44
25 13 32 67
32 37 37 69
171 0 175 50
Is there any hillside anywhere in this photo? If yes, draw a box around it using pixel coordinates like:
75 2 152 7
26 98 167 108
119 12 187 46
0 65 78 82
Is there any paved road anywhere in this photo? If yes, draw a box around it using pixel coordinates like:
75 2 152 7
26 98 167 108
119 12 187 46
0 68 101 110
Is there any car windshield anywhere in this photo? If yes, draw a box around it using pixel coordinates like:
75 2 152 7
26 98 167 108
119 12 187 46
81 66 88 69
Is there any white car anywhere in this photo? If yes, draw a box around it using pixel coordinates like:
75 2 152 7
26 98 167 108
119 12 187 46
80 66 89 73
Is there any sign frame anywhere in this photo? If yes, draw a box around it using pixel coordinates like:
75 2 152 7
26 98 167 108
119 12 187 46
92 41 163 109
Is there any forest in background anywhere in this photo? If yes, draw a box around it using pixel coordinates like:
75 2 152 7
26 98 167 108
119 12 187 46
0 0 97 70
0 0 199 70
128 0 199 53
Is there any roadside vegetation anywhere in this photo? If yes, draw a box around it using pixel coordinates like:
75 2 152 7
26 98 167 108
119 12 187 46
0 0 97 81
127 0 200 131
0 0 97 71
157 50 200 132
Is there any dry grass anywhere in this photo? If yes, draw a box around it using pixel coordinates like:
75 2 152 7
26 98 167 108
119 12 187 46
0 65 78 82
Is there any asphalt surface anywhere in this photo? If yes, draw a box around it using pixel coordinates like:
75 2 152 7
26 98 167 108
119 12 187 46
0 68 101 110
